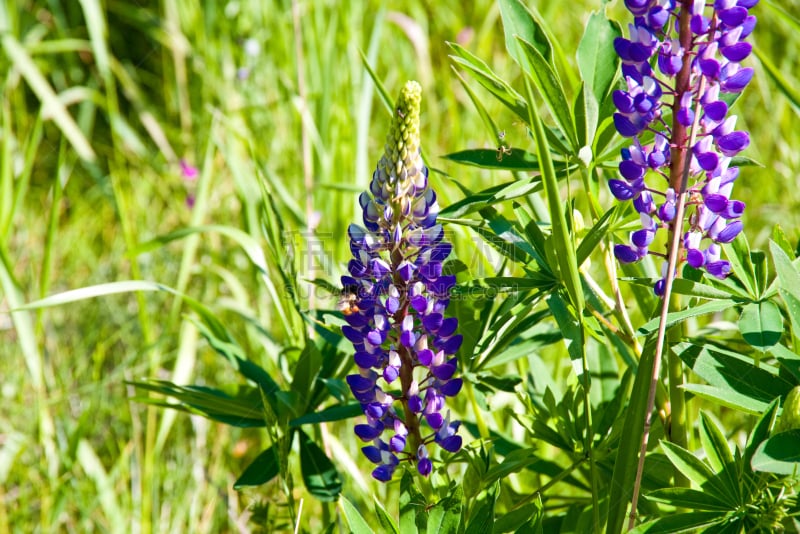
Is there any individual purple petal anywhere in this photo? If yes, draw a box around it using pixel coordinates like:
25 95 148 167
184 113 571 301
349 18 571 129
718 6 748 26
425 412 444 430
362 445 383 464
614 114 641 137
439 435 463 453
372 465 395 482
631 229 654 248
687 248 706 268
614 244 641 264
408 395 423 413
706 260 731 278
438 335 463 355
432 363 457 381
609 179 637 200
347 374 375 393
703 100 728 122
438 317 458 337
390 434 406 452
721 42 752 62
355 423 384 441
440 379 463 397
722 200 745 219
716 220 743 243
717 131 750 156
721 67 754 92
417 458 432 476
704 194 729 213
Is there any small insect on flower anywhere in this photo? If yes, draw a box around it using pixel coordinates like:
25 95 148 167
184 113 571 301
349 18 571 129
336 284 361 316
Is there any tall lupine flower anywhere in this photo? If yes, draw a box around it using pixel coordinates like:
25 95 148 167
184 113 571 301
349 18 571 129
610 0 756 295
342 81 463 482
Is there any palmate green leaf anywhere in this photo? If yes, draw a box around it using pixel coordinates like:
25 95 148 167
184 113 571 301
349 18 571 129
574 80 599 150
751 429 800 475
288 403 362 427
660 441 738 507
465 479 499 534
645 488 731 512
299 430 341 502
723 233 758 299
770 343 800 382
547 292 584 380
576 204 617 267
698 413 735 472
450 66 503 146
427 485 462 534
439 177 539 219
738 300 783 350
442 148 542 171
522 77 584 313
771 240 800 339
494 501 543 534
339 495 376 534
577 11 621 107
498 0 552 66
630 512 724 533
447 42 528 119
677 343 794 414
516 36 578 152
670 277 736 300
637 299 735 337
374 497 400 534
744 398 779 469
400 470 427 534
129 381 265 427
234 443 282 489
698 413 741 504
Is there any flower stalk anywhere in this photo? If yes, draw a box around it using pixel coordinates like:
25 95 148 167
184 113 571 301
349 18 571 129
342 81 463 481
609 0 758 526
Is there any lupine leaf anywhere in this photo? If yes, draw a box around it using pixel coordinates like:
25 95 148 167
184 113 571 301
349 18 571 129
516 36 578 152
744 398 779 469
660 441 737 506
576 204 617 267
670 278 736 300
129 381 266 428
233 444 281 489
629 512 724 533
427 485 463 534
494 500 543 534
577 11 621 107
677 343 794 414
574 82 598 150
339 495 376 534
645 488 731 511
374 497 400 534
637 300 735 336
288 403 362 427
769 344 800 382
723 233 757 299
738 300 783 350
443 148 542 171
465 479 499 534
448 42 528 119
522 76 584 313
299 430 341 502
400 470 427 533
771 240 800 339
498 0 553 66
750 429 800 475
698 413 740 504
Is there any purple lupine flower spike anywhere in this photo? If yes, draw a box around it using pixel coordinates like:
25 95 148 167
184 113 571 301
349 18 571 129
342 81 462 481
611 0 757 293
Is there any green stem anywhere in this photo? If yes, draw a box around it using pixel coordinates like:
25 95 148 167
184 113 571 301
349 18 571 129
667 294 689 487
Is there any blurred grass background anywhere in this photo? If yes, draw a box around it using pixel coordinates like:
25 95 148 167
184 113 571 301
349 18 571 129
1 0 798 531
